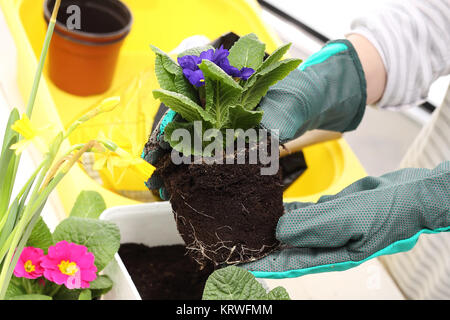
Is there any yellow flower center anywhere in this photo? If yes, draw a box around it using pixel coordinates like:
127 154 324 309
58 260 79 276
24 260 35 273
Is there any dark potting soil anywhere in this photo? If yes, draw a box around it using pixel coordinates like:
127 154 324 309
118 243 214 300
152 135 285 267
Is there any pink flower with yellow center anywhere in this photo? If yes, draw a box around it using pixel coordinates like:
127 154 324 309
13 247 44 279
40 241 97 289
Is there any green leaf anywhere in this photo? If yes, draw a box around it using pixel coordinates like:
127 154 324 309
258 43 292 72
89 275 113 298
9 294 52 300
53 285 81 300
0 108 20 218
174 72 199 103
53 217 120 272
242 58 301 110
153 53 177 92
202 266 291 300
199 60 243 93
69 191 106 219
153 89 215 125
151 45 199 103
5 277 25 299
151 45 180 74
0 108 20 155
226 105 264 131
228 33 266 71
164 121 204 156
267 286 291 300
199 60 244 128
26 217 53 254
78 289 92 300
0 197 20 251
178 45 215 57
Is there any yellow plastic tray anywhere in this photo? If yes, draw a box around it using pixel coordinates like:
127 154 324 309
1 0 366 217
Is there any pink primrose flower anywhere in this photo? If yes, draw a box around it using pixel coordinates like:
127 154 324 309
13 247 45 279
40 240 97 289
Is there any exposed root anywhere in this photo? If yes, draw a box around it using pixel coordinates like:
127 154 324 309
179 194 214 219
182 219 279 268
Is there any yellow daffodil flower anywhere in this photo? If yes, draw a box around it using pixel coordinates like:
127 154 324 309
93 132 153 185
10 114 53 155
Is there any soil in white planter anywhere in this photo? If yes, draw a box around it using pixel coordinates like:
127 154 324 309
119 243 214 300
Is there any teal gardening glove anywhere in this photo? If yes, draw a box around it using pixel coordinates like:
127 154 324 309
141 109 179 200
240 39 450 278
241 162 450 278
259 39 367 142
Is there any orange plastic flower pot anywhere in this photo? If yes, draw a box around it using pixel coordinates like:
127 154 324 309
44 0 133 96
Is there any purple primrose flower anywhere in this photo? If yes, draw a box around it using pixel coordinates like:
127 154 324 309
182 69 205 87
177 46 255 87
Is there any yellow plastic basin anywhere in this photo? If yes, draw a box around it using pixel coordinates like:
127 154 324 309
1 0 366 217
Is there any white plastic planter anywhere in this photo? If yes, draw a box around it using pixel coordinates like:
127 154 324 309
99 202 404 300
99 201 183 300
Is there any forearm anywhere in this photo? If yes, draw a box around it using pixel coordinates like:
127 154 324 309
348 0 450 109
346 34 386 105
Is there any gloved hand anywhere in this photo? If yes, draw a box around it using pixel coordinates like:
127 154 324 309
241 161 450 278
141 109 179 200
259 39 367 143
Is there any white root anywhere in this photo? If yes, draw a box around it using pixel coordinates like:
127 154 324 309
182 219 279 268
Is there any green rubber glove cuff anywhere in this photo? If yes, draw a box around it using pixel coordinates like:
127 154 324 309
259 39 367 142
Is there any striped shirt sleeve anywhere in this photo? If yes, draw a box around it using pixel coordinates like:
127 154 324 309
350 0 450 109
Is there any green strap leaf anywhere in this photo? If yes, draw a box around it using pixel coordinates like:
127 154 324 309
0 109 20 218
5 277 25 299
0 197 20 252
242 58 301 110
153 89 215 125
228 33 266 70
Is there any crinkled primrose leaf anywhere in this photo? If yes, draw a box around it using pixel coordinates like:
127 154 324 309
151 45 199 103
228 33 266 71
202 266 290 300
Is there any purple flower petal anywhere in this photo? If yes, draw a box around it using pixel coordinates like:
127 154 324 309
183 69 205 87
199 49 214 61
177 55 201 71
218 59 241 77
212 45 229 64
239 67 255 80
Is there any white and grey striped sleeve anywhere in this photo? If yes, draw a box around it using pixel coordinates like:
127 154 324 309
349 0 450 109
